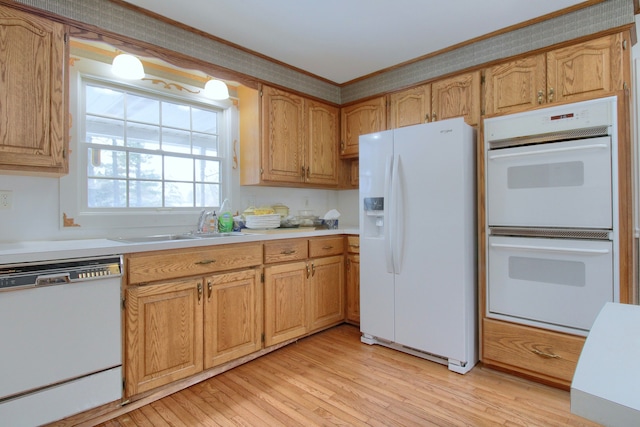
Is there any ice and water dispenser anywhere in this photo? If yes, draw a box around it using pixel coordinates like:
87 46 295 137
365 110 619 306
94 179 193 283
363 197 385 237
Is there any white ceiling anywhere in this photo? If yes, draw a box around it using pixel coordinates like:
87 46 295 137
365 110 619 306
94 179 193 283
123 0 588 84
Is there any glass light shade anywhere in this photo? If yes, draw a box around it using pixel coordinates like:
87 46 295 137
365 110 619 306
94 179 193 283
204 79 230 100
111 53 145 79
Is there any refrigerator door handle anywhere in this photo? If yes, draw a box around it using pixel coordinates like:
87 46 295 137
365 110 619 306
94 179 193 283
384 155 394 274
392 155 403 274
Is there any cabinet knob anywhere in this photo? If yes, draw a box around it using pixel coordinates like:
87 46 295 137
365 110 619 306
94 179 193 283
548 87 554 102
432 112 437 121
197 282 203 303
207 281 212 299
537 90 544 104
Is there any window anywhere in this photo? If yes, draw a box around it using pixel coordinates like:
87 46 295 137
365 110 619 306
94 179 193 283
83 80 223 209
60 44 234 234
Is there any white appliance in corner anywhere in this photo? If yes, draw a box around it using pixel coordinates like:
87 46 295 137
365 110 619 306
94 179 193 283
359 118 478 374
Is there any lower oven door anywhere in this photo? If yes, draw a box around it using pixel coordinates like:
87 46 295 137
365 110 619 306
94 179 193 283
488 235 614 334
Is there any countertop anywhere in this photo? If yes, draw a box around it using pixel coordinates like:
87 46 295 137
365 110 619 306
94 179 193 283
0 227 359 264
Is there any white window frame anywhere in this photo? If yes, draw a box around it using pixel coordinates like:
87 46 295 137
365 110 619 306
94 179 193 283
60 51 235 234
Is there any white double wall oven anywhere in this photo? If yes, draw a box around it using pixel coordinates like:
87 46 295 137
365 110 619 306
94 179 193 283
484 96 619 336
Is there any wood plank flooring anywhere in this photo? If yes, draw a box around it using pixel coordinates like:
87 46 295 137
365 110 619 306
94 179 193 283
95 324 600 426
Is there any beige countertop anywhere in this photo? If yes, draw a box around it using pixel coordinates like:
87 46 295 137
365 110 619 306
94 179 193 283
0 227 359 264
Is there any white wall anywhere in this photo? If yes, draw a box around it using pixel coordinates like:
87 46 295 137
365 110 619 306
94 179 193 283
0 173 358 243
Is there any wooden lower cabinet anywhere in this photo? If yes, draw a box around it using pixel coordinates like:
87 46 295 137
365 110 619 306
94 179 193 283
345 235 360 325
204 268 262 369
482 318 586 389
309 255 345 331
125 278 204 397
346 253 360 325
264 261 309 347
264 237 345 347
124 243 263 398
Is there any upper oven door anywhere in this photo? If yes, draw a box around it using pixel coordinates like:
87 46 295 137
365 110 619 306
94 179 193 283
487 136 612 229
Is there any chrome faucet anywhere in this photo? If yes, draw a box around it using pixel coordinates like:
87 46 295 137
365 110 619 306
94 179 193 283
197 209 212 233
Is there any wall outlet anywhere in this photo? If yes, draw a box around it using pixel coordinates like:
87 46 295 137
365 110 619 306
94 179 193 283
0 190 12 210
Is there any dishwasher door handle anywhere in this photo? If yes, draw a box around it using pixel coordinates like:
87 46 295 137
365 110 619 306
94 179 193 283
35 273 71 287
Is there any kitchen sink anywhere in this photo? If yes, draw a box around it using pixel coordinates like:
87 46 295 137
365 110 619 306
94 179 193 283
109 231 248 244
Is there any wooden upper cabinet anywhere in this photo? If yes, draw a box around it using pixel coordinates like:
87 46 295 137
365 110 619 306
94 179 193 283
260 86 305 183
239 85 339 187
340 96 386 158
0 5 68 175
484 32 628 116
431 71 481 126
484 54 547 116
306 99 339 185
547 32 626 104
389 83 431 128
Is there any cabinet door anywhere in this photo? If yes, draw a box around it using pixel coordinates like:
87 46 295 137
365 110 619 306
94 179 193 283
264 261 308 346
261 85 305 182
204 269 262 369
125 279 203 397
340 96 386 158
484 54 546 116
350 160 359 187
306 99 339 185
547 33 625 104
431 71 481 126
389 83 431 128
309 255 345 331
0 5 67 175
346 253 360 324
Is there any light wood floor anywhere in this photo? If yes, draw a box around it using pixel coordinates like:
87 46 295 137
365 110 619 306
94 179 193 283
96 324 600 427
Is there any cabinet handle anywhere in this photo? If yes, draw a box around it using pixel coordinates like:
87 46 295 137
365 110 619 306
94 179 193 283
197 282 203 303
306 167 310 179
207 281 212 299
531 349 561 359
281 249 296 255
311 263 316 276
195 259 216 265
548 87 554 102
340 141 345 152
537 90 544 104
322 245 334 250
306 264 311 278
349 244 360 249
301 166 305 179
424 113 429 123
432 112 437 121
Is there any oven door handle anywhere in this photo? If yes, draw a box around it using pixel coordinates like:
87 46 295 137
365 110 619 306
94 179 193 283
488 143 608 160
490 242 610 255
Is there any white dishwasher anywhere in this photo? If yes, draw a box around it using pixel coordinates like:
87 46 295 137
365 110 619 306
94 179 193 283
0 255 123 427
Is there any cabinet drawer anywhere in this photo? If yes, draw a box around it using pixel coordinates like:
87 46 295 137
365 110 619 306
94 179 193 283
482 318 585 386
346 235 360 253
264 239 308 263
309 236 345 258
126 243 263 284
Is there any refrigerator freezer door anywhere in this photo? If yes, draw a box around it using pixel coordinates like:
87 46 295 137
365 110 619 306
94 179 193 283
360 130 395 342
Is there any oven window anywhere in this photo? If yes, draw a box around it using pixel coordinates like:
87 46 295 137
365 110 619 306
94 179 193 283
507 161 584 189
508 256 586 287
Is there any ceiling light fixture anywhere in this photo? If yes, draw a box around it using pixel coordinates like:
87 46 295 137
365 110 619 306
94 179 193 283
111 53 145 80
204 79 229 100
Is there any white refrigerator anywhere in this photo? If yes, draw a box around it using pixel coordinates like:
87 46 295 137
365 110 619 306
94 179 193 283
359 117 478 374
